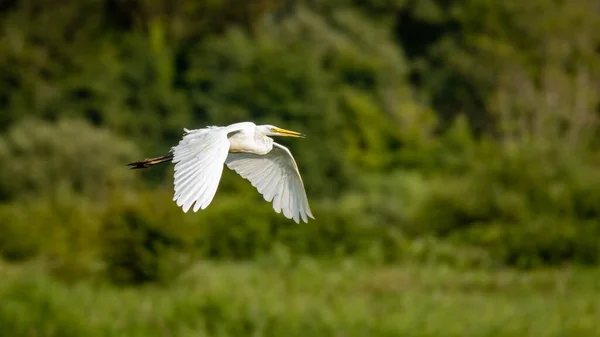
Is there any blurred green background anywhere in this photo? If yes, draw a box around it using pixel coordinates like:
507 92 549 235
1 0 599 336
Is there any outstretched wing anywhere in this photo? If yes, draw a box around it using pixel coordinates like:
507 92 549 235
171 127 231 212
225 143 314 223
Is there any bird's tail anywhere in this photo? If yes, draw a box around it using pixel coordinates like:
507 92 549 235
127 154 173 169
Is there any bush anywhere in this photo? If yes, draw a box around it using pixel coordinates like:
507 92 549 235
0 118 140 202
0 188 104 280
98 181 412 286
0 204 44 262
398 137 600 267
454 217 599 269
101 188 199 285
185 7 423 197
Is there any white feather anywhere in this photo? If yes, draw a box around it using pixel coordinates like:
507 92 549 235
225 143 314 224
138 122 314 223
171 128 230 213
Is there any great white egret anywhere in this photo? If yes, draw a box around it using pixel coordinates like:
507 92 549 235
127 122 314 223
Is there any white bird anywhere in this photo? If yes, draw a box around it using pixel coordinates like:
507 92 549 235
127 122 314 223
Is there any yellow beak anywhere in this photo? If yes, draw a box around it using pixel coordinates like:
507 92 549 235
273 127 306 138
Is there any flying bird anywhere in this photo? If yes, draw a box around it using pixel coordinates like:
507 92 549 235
127 122 314 223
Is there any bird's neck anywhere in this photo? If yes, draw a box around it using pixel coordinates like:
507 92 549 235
227 132 273 155
253 135 274 155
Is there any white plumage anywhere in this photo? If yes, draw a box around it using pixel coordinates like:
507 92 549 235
128 122 314 223
225 143 312 223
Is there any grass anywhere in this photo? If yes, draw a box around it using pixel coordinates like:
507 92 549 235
0 258 599 337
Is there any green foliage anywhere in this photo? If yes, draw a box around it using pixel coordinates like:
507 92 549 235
395 132 600 267
186 7 421 195
0 118 140 201
417 0 600 140
101 190 196 285
1 0 600 290
99 187 407 285
0 189 104 280
0 203 43 262
3 2 600 336
1 261 600 337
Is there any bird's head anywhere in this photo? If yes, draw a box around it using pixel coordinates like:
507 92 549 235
259 125 306 138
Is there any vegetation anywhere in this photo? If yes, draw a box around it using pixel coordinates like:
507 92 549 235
1 259 599 337
1 0 599 335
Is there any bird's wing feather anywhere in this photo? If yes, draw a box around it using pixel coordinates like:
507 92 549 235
225 143 314 223
171 127 231 212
